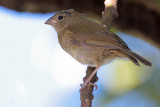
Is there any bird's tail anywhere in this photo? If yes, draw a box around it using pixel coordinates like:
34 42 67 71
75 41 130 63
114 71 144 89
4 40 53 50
122 50 152 66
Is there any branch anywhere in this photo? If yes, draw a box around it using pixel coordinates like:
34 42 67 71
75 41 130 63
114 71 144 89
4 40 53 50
102 0 118 30
80 0 118 107
80 67 98 107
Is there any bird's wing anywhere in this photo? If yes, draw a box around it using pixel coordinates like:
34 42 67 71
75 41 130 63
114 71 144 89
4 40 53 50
80 30 130 50
83 39 122 50
65 24 129 50
111 33 129 49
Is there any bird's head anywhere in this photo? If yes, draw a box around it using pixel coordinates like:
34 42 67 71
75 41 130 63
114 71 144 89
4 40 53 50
45 9 83 32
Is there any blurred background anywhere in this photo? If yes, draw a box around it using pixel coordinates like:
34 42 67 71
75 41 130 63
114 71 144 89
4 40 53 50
0 0 160 107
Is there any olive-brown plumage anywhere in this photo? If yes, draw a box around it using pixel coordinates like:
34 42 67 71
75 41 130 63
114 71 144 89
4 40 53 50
45 9 151 89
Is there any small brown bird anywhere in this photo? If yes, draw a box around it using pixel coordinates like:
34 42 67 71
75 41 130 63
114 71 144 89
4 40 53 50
45 9 151 90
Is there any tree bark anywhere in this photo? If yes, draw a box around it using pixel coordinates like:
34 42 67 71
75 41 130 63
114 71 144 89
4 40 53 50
80 67 98 107
102 0 118 29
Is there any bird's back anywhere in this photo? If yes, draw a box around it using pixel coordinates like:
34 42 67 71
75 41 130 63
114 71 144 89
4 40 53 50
58 13 151 66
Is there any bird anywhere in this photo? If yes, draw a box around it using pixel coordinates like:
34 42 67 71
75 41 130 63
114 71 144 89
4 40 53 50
45 9 151 90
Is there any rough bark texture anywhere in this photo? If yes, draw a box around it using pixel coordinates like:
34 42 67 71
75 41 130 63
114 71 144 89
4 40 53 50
80 67 98 107
102 0 118 29
1 0 159 45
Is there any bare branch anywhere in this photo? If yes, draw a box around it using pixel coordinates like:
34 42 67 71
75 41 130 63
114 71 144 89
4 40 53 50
80 67 98 107
102 0 118 29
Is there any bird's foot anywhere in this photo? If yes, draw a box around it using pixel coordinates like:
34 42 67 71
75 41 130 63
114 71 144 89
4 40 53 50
80 82 97 92
79 65 100 93
89 82 97 91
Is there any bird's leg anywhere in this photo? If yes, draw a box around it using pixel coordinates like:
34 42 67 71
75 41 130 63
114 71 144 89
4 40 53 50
89 82 98 91
80 65 101 91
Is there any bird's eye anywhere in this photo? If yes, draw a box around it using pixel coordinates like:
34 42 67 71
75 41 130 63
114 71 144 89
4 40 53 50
58 16 63 20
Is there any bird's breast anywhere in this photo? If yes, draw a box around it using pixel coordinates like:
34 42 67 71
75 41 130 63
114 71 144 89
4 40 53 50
58 33 116 67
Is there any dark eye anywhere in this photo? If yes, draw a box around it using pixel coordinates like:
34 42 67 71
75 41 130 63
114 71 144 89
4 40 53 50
58 16 63 20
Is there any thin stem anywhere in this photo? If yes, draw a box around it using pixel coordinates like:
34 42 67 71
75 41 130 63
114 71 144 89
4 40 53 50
80 67 98 107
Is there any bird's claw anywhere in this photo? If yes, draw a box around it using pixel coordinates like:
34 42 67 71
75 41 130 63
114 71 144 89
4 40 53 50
89 82 97 91
80 83 87 92
80 82 98 92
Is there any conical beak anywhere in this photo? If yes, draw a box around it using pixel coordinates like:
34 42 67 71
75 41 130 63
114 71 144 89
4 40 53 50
45 17 57 25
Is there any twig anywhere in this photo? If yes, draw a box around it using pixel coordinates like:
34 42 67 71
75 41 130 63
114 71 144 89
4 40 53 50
80 67 98 107
80 0 118 107
102 0 118 30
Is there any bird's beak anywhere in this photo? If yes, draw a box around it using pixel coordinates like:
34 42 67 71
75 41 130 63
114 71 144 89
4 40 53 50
45 17 57 25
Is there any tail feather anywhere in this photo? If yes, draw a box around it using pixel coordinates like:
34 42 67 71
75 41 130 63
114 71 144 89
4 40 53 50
123 50 152 66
